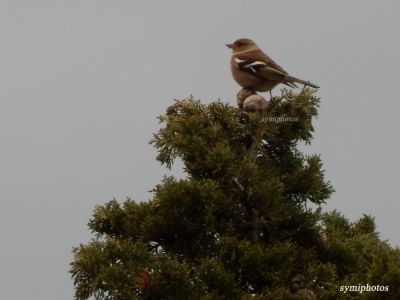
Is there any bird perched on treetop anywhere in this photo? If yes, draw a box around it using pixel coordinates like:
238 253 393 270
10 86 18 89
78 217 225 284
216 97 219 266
226 38 319 93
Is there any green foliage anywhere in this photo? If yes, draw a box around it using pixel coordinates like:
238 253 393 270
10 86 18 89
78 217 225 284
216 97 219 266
71 89 400 299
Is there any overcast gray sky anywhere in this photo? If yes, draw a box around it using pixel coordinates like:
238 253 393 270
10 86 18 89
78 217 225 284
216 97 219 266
1 1 399 299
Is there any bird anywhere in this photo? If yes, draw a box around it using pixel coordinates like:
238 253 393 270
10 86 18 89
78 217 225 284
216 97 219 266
226 38 319 94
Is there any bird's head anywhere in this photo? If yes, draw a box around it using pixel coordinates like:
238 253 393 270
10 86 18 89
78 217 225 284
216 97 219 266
226 38 257 52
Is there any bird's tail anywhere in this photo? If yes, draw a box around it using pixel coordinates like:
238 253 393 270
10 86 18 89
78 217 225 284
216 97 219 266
286 75 319 89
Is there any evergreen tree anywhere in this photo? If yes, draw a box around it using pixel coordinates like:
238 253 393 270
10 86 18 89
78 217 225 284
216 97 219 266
70 89 400 299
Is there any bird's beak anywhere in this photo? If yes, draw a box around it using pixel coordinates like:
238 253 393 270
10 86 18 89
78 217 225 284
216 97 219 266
225 43 233 49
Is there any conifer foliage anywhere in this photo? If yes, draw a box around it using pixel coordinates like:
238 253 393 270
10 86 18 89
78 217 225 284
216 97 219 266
71 89 400 299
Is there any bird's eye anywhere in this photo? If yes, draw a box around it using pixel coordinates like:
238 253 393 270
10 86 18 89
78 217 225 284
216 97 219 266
236 41 242 46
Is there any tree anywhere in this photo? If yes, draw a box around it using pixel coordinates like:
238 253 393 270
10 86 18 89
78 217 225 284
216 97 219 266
70 89 400 299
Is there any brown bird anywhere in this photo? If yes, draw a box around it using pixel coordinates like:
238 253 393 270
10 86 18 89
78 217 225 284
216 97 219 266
226 38 319 94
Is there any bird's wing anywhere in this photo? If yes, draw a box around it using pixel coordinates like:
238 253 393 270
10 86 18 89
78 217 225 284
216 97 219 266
235 48 288 73
234 49 297 87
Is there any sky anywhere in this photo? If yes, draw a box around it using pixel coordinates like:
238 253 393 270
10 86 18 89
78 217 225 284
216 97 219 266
0 1 399 299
